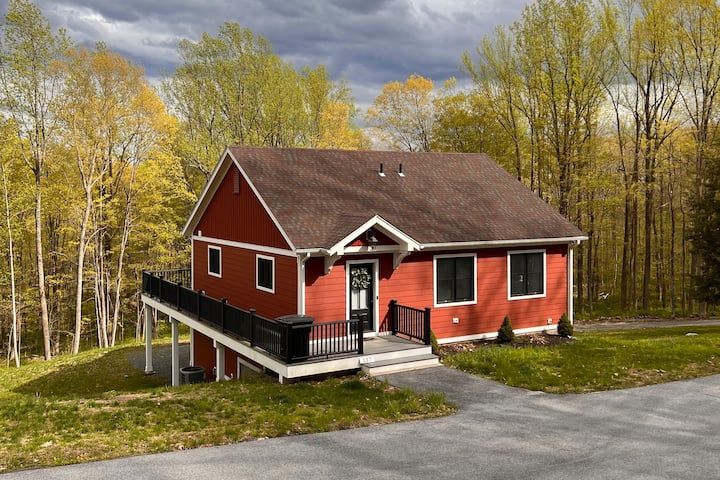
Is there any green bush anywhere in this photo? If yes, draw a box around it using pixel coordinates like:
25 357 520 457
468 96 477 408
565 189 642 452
430 330 440 355
496 316 515 344
557 313 573 338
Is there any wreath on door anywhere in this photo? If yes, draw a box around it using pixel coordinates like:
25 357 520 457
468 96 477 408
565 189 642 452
351 267 371 290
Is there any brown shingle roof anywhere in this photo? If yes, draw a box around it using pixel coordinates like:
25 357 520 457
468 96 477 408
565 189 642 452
226 146 585 250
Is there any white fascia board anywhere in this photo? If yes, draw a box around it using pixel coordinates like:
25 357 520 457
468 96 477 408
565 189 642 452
295 248 330 256
226 150 297 251
420 236 588 251
181 149 297 252
182 148 233 237
328 215 420 257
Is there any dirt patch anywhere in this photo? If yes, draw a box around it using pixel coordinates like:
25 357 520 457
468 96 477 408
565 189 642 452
439 332 574 356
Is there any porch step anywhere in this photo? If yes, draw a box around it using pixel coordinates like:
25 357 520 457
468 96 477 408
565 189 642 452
360 353 440 376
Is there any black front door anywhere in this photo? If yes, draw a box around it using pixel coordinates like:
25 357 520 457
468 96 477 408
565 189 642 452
349 263 374 332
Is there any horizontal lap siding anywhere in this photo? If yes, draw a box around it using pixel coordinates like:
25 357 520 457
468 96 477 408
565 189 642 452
194 240 297 320
305 245 569 340
305 256 347 323
196 164 290 250
428 245 568 339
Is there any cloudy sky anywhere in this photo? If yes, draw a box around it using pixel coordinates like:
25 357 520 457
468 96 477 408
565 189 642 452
2 0 531 110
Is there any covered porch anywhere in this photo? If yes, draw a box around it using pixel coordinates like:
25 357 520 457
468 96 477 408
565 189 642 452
140 270 436 384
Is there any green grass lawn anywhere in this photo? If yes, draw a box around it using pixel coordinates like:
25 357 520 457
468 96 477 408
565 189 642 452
442 326 720 393
0 343 452 473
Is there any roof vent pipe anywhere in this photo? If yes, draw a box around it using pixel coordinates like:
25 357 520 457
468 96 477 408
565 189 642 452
379 163 385 177
398 163 405 177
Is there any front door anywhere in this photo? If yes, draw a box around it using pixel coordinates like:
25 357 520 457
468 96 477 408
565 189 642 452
349 263 374 332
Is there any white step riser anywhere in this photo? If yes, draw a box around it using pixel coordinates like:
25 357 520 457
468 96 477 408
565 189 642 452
360 346 433 364
361 358 440 376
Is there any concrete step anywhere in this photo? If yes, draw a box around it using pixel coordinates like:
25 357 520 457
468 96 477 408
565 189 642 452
360 353 440 376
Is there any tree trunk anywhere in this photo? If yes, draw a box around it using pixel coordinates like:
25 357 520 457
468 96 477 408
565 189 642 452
72 187 93 354
3 166 20 367
34 168 51 360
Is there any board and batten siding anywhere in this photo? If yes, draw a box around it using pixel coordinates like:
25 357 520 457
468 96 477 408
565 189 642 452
193 239 297 320
303 245 569 340
195 165 290 250
191 331 246 381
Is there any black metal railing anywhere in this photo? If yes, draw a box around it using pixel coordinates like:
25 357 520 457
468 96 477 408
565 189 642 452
142 270 363 363
390 299 431 345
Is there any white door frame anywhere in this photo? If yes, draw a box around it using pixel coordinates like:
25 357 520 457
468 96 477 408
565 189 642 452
345 258 380 335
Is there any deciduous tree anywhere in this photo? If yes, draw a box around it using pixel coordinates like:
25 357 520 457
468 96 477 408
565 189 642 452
0 0 70 359
366 74 435 152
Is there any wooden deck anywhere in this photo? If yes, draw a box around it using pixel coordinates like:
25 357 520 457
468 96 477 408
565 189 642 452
142 294 435 383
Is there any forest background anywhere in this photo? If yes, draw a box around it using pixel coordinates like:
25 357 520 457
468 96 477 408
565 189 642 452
2 0 720 362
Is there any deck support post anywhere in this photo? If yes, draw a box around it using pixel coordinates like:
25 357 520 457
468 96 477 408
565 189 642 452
171 317 180 386
189 327 195 366
214 340 225 381
144 305 154 374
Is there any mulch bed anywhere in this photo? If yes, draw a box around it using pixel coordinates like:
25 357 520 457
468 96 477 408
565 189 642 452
439 332 574 356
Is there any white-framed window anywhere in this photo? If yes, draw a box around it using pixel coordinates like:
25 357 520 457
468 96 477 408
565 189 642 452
508 249 546 300
208 245 222 278
434 253 477 307
256 254 275 294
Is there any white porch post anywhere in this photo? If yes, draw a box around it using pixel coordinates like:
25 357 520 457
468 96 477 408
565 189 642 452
297 253 309 315
189 327 195 366
144 305 154 374
214 340 225 381
171 318 180 386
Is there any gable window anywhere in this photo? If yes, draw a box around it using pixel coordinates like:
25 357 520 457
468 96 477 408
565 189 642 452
509 250 545 299
434 254 476 306
256 254 275 294
208 246 222 278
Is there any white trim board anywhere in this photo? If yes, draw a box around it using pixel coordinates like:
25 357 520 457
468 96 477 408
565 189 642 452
345 258 380 334
182 148 297 251
437 324 558 345
193 234 295 257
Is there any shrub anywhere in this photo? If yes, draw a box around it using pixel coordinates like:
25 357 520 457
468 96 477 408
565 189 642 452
496 316 515 344
430 330 440 355
557 313 573 338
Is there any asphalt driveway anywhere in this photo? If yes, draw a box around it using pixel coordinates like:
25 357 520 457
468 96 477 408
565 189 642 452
3 365 719 480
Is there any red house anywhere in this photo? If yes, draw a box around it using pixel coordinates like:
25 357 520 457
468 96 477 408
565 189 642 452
141 147 585 383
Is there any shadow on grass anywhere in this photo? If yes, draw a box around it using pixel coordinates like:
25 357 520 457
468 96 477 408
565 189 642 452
13 346 167 398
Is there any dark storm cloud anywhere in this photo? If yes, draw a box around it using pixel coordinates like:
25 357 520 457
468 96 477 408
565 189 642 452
0 0 530 108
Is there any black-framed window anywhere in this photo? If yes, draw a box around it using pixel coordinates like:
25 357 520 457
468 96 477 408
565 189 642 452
509 251 544 297
208 246 221 277
435 255 475 305
256 255 274 293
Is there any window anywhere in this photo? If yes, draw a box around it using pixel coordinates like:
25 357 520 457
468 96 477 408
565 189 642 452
434 254 476 306
509 251 545 298
208 246 221 277
256 254 275 293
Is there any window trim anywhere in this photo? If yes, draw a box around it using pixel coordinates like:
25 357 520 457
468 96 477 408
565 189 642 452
208 245 222 278
256 254 275 294
507 249 546 300
433 253 477 308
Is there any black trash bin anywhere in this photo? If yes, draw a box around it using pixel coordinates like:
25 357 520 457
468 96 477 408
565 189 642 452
180 365 205 384
276 315 314 361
